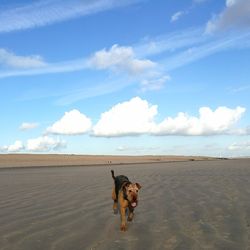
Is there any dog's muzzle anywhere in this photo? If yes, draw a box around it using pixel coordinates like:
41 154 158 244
130 198 138 208
131 202 137 208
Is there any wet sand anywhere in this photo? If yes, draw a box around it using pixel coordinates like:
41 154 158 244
0 159 250 249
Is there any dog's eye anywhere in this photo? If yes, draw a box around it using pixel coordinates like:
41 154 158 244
129 190 132 193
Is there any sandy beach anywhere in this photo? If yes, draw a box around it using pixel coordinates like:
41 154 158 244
0 158 250 249
0 154 213 168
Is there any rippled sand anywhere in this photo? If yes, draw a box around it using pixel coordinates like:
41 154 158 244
0 159 250 249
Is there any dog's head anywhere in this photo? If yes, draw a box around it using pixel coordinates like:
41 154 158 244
123 182 141 208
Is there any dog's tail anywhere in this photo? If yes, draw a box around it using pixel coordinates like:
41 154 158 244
111 170 115 180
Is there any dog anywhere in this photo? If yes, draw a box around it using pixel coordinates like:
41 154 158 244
111 170 141 231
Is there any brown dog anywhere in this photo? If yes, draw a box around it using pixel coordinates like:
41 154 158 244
111 170 141 231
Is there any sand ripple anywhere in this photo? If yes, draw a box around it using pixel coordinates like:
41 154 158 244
1 160 250 249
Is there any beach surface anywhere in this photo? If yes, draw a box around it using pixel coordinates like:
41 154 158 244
0 154 213 168
0 158 250 249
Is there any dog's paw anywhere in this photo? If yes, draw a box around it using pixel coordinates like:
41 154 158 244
120 224 127 231
127 213 134 222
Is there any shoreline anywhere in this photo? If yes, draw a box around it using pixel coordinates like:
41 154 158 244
0 154 219 169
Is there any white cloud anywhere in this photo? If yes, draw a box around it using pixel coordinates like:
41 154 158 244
206 0 250 34
47 109 92 135
0 44 159 94
229 85 250 93
1 27 250 83
88 44 167 92
92 97 246 137
93 97 157 137
117 145 159 153
0 29 203 79
0 0 141 33
20 122 39 131
0 48 46 69
170 11 185 23
161 32 250 72
153 106 245 136
88 44 156 75
140 75 170 91
228 141 250 151
0 58 88 79
228 141 250 152
0 140 24 152
0 137 66 153
226 0 237 7
8 141 24 152
88 45 169 91
134 28 206 58
26 136 66 152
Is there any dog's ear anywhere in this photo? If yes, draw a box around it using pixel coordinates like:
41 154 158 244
122 182 130 191
135 183 141 189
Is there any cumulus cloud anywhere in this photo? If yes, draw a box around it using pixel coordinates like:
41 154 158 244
152 106 245 136
26 136 66 152
47 109 92 135
206 0 250 33
93 97 158 137
0 48 46 69
88 44 156 75
0 140 24 152
19 122 39 131
92 97 246 137
0 137 66 153
88 44 169 92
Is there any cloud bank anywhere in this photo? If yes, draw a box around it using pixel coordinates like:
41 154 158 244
1 97 247 153
92 97 246 137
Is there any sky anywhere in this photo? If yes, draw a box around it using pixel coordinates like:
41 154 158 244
0 0 250 157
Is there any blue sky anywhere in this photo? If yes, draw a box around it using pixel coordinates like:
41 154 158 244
1 0 250 157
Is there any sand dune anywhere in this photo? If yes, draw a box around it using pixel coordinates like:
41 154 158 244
0 159 250 249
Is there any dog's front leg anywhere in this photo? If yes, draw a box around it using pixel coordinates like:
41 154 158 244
120 206 127 231
127 207 134 222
